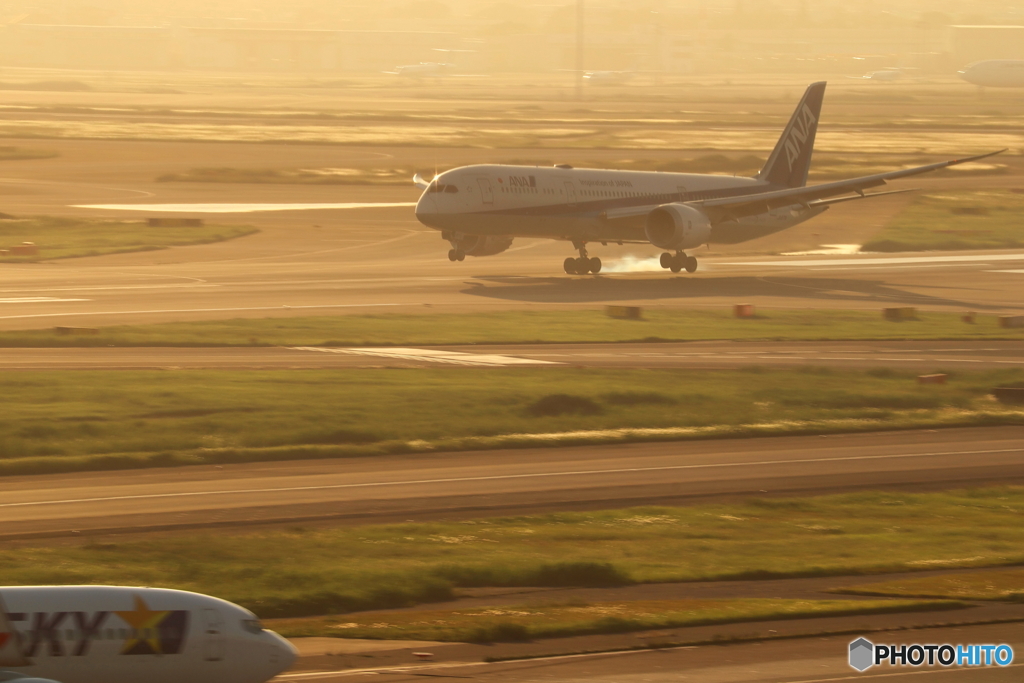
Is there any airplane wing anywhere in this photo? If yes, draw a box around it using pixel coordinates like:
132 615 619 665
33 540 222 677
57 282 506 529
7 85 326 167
806 188 916 207
694 150 1005 222
599 187 916 222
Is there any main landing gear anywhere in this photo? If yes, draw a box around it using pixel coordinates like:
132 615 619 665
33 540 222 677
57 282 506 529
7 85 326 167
563 242 601 275
660 251 698 274
447 248 465 262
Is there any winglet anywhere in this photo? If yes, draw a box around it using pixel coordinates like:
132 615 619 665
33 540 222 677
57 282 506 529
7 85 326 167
413 173 431 190
757 82 827 189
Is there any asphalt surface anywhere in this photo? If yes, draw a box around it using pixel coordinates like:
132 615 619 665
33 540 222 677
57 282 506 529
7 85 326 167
275 621 1024 682
2 340 1023 369
3 426 1022 540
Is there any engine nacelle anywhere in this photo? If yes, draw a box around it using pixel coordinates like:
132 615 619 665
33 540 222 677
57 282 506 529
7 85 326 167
645 203 713 251
445 233 514 257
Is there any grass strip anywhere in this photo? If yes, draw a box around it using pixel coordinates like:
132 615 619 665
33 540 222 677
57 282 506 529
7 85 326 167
0 367 1022 474
864 190 1024 252
837 568 1024 602
2 309 1023 347
0 145 57 161
0 216 257 261
268 598 966 643
3 489 1023 618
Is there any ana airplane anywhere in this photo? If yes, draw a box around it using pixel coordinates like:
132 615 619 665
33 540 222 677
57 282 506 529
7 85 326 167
414 81 1003 274
958 60 1024 88
0 585 296 683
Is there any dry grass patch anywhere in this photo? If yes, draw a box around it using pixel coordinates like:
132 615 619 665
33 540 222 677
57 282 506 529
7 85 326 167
864 190 1024 252
269 598 963 643
838 568 1024 602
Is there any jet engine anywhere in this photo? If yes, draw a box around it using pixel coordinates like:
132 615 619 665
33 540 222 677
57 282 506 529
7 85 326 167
445 233 514 257
645 204 713 251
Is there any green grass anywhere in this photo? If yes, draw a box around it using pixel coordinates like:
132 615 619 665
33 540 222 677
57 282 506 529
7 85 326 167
3 489 1022 620
864 190 1024 252
1 309 1022 348
0 367 1021 475
0 216 258 261
838 568 1024 602
269 598 964 642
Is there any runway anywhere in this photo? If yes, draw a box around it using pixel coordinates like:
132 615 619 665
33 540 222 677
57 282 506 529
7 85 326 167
0 140 1022 331
2 340 1024 369
2 426 1022 540
275 621 1024 683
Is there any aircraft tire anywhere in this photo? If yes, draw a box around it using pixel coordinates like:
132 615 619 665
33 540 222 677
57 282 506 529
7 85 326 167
670 263 682 273
456 250 465 261
575 257 591 274
685 256 698 273
448 249 458 262
660 252 672 269
589 257 602 274
563 257 577 274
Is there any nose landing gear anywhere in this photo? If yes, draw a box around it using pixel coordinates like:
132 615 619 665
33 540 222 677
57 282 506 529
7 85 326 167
660 251 697 274
447 248 465 262
563 242 601 275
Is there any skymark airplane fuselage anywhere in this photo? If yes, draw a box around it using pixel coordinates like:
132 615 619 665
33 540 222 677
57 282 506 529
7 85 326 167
0 586 296 683
414 81 1002 274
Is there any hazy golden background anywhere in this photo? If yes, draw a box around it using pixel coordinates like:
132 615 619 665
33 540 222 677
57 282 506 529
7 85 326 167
0 0 1021 76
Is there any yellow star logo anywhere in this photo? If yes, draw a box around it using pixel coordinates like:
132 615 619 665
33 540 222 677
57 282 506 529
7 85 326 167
115 595 170 655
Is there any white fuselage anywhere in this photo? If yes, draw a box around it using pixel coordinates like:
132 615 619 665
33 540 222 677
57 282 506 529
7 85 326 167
414 165 823 246
0 586 296 683
958 60 1024 88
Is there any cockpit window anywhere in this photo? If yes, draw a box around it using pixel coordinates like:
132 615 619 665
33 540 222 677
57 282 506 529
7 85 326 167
427 183 459 194
242 619 264 634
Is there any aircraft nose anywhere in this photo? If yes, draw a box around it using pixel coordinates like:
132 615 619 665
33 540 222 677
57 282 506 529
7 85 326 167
415 192 441 228
265 631 298 678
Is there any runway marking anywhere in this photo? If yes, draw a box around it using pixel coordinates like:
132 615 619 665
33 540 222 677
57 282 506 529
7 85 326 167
3 447 1020 510
0 284 216 294
277 652 1022 681
275 645 673 679
989 269 1024 274
808 264 993 271
721 254 1024 268
0 297 89 303
74 202 418 213
0 303 405 321
780 662 1023 681
291 347 558 367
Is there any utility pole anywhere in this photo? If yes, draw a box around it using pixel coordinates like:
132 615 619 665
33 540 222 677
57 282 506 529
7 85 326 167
575 0 585 100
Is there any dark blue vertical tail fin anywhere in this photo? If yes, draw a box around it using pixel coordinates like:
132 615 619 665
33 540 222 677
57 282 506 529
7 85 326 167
756 81 826 188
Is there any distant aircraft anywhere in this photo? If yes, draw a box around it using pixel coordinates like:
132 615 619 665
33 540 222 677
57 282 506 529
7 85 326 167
852 68 907 82
414 81 1003 274
0 585 296 683
583 71 634 86
384 62 455 78
958 60 1024 87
